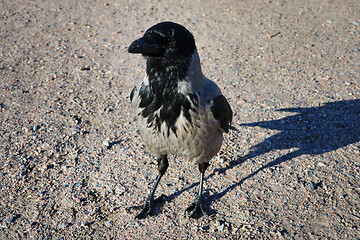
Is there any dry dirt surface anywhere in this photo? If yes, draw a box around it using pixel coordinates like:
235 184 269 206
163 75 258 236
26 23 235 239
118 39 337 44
1 0 359 239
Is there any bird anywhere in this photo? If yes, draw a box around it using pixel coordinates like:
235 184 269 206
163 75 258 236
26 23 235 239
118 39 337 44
128 21 234 219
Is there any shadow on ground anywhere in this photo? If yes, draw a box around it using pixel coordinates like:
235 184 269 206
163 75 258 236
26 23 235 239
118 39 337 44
207 99 360 204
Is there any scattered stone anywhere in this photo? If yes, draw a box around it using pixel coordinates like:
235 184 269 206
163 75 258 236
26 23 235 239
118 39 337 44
33 125 41 131
6 214 20 224
58 222 68 229
105 220 113 227
309 181 319 190
103 139 112 149
72 115 82 124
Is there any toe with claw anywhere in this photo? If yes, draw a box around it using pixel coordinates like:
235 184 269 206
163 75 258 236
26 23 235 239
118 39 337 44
185 196 209 219
129 194 166 219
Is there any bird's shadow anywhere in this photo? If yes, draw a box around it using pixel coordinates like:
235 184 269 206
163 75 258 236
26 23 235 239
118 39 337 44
208 99 360 203
166 99 360 215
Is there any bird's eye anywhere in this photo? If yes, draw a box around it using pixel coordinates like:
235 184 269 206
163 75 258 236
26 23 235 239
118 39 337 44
144 32 166 45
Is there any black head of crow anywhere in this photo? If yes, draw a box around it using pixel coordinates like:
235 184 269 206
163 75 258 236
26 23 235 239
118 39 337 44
128 21 234 219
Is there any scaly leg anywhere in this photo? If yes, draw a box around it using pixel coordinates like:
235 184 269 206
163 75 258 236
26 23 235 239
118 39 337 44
133 155 168 219
185 162 210 219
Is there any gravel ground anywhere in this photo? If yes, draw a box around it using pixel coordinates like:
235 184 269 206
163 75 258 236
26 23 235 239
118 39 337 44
1 0 359 239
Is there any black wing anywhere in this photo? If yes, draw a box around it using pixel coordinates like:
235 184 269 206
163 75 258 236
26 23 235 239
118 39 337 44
209 95 233 133
130 86 137 102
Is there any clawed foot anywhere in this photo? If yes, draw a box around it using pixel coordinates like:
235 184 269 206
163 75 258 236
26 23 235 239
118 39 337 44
185 196 209 219
128 194 167 219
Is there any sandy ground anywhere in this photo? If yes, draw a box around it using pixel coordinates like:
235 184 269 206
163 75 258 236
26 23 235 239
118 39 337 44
1 0 359 239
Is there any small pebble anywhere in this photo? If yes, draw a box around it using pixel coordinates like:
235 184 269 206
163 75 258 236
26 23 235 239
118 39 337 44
58 222 67 229
38 191 46 197
103 139 112 149
105 220 113 227
6 214 20 224
309 181 318 190
217 224 225 232
6 217 14 224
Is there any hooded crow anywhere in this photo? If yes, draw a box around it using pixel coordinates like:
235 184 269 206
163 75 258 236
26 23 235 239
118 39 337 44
128 21 233 219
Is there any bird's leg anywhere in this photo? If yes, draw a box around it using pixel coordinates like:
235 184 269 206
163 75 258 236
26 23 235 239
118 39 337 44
134 155 168 219
185 162 209 219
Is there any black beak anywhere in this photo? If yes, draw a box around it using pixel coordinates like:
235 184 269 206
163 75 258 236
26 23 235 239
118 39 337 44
128 37 164 55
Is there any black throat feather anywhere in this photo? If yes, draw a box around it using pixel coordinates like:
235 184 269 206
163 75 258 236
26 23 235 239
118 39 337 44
138 56 195 136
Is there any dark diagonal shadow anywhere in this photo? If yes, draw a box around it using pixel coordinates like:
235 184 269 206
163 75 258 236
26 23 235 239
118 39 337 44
208 99 360 203
164 99 360 212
